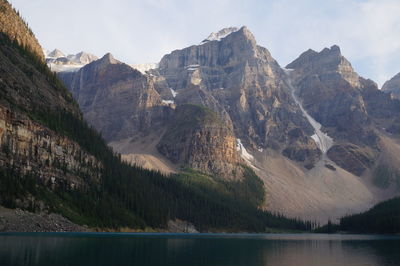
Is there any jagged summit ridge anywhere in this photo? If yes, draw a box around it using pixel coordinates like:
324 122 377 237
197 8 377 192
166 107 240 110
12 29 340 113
98 52 119 65
45 49 98 72
382 72 400 98
287 45 360 87
68 51 98 65
201 26 239 43
47 49 65 58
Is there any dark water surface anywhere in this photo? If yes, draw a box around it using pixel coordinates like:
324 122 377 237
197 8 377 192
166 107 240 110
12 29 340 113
0 233 399 266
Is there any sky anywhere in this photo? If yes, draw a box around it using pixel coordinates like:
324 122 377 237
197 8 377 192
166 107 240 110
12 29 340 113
8 0 400 87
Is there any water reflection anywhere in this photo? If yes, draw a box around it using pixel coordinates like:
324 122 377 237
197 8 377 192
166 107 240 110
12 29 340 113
0 233 399 266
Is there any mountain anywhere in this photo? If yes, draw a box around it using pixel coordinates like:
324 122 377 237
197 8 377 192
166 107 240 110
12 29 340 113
45 49 98 72
59 26 321 177
47 48 65 58
55 26 400 222
1 1 312 232
287 45 400 176
382 72 400 99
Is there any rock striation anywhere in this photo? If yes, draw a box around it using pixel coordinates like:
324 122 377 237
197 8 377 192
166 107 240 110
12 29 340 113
152 26 320 168
157 104 241 178
0 1 102 215
59 53 170 142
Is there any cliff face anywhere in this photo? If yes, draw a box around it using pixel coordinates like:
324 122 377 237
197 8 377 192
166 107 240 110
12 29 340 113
0 106 101 194
287 45 400 177
286 46 377 175
0 3 102 211
0 0 44 61
157 104 240 178
153 26 320 168
59 52 246 177
59 53 170 142
58 27 323 176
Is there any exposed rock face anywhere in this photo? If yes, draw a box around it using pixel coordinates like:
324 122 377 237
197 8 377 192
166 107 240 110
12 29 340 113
0 0 44 61
59 26 323 174
286 46 380 175
282 128 322 169
59 50 244 177
56 26 400 221
382 72 400 99
153 26 319 168
59 53 170 142
327 144 375 176
0 3 102 212
47 49 65 58
157 104 240 178
0 205 85 232
0 105 102 192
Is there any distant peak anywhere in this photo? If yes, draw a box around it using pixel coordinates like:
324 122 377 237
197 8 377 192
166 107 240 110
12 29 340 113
47 49 65 58
287 44 360 87
287 45 343 70
330 45 341 52
99 53 119 64
201 27 239 43
320 45 342 57
237 25 252 36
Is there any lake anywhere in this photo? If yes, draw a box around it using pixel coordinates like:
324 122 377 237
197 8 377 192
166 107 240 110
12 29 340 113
0 233 399 266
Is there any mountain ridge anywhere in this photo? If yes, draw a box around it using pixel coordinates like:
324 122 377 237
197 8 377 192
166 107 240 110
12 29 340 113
54 26 400 222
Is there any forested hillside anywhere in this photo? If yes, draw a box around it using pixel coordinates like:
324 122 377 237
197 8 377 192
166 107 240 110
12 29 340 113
339 197 400 234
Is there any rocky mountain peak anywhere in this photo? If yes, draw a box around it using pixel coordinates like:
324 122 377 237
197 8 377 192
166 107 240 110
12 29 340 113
46 49 98 73
67 51 98 65
320 45 341 57
382 72 400 99
201 26 256 46
47 48 65 58
237 26 255 40
202 26 239 43
287 45 360 87
287 45 342 70
98 53 119 65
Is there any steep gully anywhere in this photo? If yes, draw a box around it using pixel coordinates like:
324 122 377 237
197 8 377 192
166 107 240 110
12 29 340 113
284 69 334 155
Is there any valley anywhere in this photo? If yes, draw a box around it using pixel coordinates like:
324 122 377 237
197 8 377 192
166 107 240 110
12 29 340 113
1 0 400 233
49 27 400 223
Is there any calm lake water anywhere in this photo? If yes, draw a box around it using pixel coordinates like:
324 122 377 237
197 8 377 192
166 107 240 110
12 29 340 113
0 233 399 266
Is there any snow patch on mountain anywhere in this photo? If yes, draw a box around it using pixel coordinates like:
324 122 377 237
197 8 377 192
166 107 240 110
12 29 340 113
201 27 239 44
131 63 159 74
47 49 65 59
284 68 334 154
236 139 254 161
45 49 98 73
170 88 178 98
162 100 175 105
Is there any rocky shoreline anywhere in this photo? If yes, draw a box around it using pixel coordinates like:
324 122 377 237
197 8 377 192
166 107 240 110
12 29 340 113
0 206 86 232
